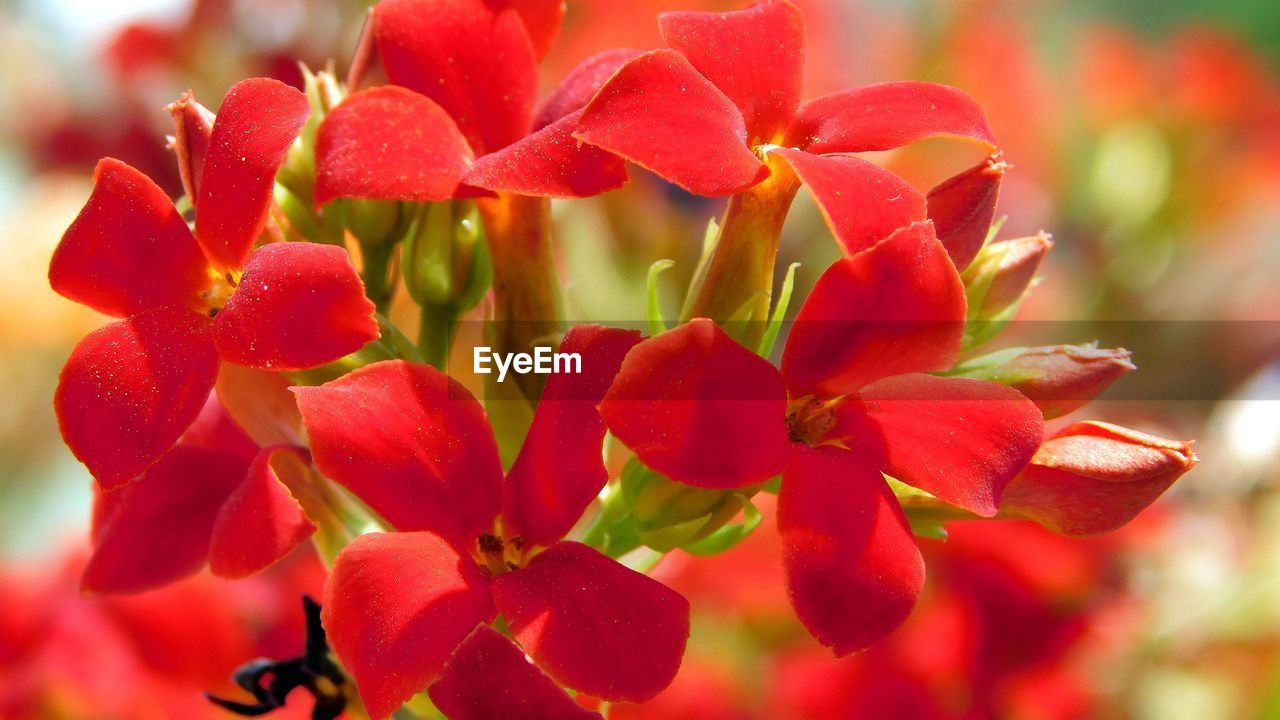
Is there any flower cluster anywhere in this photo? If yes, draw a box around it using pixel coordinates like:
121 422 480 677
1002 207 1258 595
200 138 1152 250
48 0 1196 717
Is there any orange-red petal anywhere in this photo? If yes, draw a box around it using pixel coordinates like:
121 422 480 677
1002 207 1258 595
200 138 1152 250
55 307 219 490
778 445 923 655
600 319 790 489
213 242 378 371
503 326 642 547
195 78 310 270
575 49 766 196
493 541 689 702
294 360 504 546
781 222 965 398
323 532 497 720
428 625 603 720
315 87 473 204
49 158 208 318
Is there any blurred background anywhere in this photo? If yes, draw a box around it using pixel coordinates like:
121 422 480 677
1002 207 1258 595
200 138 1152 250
1 0 1279 717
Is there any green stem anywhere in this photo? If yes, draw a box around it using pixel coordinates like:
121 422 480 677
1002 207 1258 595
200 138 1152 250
418 303 458 371
580 484 631 552
361 241 396 315
682 154 800 347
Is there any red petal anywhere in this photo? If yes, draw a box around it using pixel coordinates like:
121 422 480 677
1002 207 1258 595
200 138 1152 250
83 445 246 594
508 0 564 61
315 87 473 204
213 242 378 371
600 319 790 489
208 446 314 578
659 0 805 142
574 49 766 196
1002 422 1197 535
778 445 923 655
323 532 496 720
214 363 305 447
535 48 643 129
493 542 689 701
55 307 219 490
839 374 1045 517
293 360 503 546
428 625 603 720
770 148 927 255
195 78 310 270
464 110 628 199
373 0 537 154
182 393 258 460
781 222 965 398
787 82 997 155
49 158 208 318
503 326 642 548
926 154 1005 269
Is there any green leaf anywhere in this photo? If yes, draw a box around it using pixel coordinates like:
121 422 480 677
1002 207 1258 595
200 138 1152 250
683 496 764 556
646 259 676 337
758 262 799 358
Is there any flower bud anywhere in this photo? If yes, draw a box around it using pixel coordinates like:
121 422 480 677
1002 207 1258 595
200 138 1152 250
346 8 377 91
402 202 489 310
962 231 1053 347
1000 421 1196 535
927 152 1006 270
954 345 1135 418
347 199 406 248
167 90 215 201
622 463 744 552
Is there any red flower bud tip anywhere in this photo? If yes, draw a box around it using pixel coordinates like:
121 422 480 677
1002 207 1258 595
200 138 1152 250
927 153 1007 270
964 231 1053 320
958 345 1136 419
166 90 215 201
1001 421 1197 535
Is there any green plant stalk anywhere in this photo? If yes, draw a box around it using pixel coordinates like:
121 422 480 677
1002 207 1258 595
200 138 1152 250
682 155 801 347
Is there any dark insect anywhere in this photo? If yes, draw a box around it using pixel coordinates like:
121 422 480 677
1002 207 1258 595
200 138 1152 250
206 596 347 720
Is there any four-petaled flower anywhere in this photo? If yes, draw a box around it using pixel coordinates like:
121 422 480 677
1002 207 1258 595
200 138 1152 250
599 222 1045 654
573 0 1001 263
51 78 379 490
294 326 690 719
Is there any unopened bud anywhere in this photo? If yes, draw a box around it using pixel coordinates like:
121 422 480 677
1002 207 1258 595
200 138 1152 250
167 90 215 201
623 463 742 552
346 8 377 91
1000 421 1196 535
347 199 405 247
927 153 1006 270
954 345 1135 418
402 202 491 311
962 231 1053 347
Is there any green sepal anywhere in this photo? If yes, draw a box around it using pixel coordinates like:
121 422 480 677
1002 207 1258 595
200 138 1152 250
758 262 799 358
646 259 676 337
678 217 721 322
683 495 764 556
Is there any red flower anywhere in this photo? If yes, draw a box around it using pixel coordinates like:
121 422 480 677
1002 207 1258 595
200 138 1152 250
50 78 379 490
293 326 690 719
572 0 1001 261
83 394 315 594
599 222 1045 654
315 0 632 203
